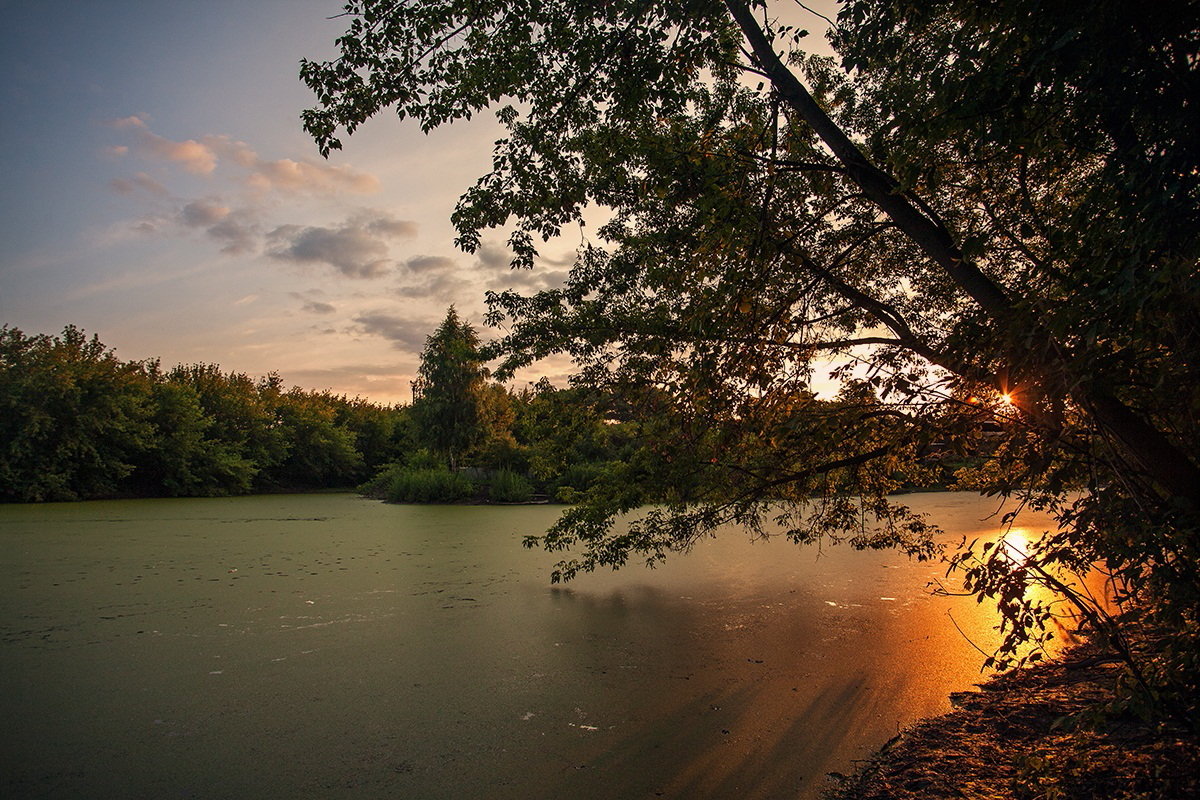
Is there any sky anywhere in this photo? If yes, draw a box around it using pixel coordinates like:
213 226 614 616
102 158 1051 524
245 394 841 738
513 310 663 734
0 0 838 405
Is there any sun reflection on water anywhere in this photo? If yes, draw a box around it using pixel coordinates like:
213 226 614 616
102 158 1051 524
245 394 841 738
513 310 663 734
984 525 1119 658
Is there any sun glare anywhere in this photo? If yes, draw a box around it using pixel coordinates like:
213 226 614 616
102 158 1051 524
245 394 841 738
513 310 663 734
1001 527 1031 558
999 392 1014 406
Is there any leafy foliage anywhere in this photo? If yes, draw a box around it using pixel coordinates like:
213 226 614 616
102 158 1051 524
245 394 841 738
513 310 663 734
382 466 475 503
0 320 638 509
411 306 486 469
136 381 256 496
0 325 410 500
488 468 533 503
0 325 153 501
304 0 1200 717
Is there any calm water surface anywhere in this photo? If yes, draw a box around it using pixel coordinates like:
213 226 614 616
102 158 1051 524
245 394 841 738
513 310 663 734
1 492 1070 799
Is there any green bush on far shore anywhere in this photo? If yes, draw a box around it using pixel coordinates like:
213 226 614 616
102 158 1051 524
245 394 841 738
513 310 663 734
384 466 474 503
488 469 533 503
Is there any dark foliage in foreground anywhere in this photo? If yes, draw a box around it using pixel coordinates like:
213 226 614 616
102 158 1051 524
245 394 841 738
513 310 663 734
303 0 1200 719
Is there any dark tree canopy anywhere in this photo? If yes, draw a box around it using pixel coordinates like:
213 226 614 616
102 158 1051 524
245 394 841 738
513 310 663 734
303 0 1200 714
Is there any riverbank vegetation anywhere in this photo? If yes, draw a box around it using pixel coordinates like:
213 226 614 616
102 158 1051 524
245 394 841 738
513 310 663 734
0 317 646 505
6 312 968 507
0 324 407 500
302 0 1200 743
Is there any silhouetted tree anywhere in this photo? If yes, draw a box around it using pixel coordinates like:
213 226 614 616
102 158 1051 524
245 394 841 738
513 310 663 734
304 0 1200 714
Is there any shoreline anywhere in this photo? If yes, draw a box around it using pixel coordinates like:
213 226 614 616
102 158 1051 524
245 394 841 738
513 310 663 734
824 627 1199 799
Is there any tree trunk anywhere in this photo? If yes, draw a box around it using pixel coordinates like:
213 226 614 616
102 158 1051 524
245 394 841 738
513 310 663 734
724 0 1200 511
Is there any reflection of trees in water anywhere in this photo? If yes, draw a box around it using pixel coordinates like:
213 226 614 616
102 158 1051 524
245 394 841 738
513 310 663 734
543 584 926 800
537 553 1016 800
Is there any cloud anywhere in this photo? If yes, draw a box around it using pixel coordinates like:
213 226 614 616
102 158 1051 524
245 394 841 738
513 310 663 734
106 118 379 194
405 255 457 273
268 224 388 279
109 114 149 130
467 240 571 293
109 172 168 196
473 241 576 273
487 267 570 293
266 212 416 279
367 217 418 237
142 136 216 175
246 157 380 195
132 218 162 235
267 222 390 278
167 199 258 255
537 249 579 268
203 135 258 168
354 312 431 351
475 242 514 270
205 211 258 255
397 272 466 300
179 199 230 227
288 289 335 314
388 252 472 300
302 300 336 314
106 115 214 174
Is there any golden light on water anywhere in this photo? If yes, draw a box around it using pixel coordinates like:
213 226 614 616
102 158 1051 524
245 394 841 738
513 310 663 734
991 526 1119 653
999 526 1031 557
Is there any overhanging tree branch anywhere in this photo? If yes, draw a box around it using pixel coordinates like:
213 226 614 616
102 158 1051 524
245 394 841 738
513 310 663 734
724 0 1015 320
724 0 1200 506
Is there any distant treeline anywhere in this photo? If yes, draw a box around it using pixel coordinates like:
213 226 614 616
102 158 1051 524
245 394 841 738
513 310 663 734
2 321 980 505
0 324 636 503
0 325 412 501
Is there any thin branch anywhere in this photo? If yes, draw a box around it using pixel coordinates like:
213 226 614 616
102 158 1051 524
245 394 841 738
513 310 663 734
791 0 838 31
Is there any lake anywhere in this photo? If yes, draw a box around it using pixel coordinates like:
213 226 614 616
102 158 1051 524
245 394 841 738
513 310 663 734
1 492 1076 799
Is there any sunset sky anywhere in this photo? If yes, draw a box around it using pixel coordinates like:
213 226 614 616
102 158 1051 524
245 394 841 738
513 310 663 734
0 0 837 405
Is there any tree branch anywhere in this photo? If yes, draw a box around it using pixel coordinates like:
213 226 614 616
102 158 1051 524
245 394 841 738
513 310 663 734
724 0 1015 320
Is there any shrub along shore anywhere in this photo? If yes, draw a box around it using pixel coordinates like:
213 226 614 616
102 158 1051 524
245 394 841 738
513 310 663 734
359 465 542 505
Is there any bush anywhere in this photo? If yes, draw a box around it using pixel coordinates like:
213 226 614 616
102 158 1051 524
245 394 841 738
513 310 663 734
554 485 581 504
553 462 604 494
404 448 442 469
489 468 533 503
385 467 474 503
357 462 403 499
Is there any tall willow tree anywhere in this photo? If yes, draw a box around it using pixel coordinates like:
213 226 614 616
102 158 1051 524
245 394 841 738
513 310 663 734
303 1 1200 714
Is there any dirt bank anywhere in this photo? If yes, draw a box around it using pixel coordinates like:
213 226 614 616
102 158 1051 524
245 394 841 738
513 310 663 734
825 631 1199 800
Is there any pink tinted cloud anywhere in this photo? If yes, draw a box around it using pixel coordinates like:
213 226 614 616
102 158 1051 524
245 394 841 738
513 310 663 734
138 134 217 175
247 158 380 195
179 199 230 227
107 115 217 174
106 117 379 194
203 135 259 168
109 114 149 130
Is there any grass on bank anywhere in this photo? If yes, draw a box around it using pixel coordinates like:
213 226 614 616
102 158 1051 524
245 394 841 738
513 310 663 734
359 464 535 504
